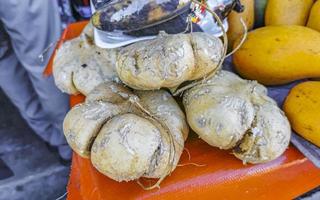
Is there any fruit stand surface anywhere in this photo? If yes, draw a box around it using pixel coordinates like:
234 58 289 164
46 21 320 200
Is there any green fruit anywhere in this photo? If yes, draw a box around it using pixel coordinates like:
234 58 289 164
254 0 268 27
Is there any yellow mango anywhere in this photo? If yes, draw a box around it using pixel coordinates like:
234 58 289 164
283 81 320 147
307 0 320 32
265 0 314 26
227 0 255 50
233 25 320 85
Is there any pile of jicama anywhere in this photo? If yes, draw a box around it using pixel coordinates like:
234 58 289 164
53 23 291 189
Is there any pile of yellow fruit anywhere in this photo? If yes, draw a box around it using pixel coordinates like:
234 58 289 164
227 0 320 147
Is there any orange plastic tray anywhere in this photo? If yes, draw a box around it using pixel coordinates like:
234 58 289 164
47 21 320 200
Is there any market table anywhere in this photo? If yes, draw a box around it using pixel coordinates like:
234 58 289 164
46 21 320 200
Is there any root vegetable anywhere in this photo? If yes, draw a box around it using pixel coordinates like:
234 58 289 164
116 32 224 90
53 23 119 95
63 101 124 158
183 70 291 163
63 82 189 185
53 26 224 93
234 94 291 163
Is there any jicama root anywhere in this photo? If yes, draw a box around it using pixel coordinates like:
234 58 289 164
53 24 224 93
53 23 119 95
116 32 224 90
183 70 291 164
63 82 189 185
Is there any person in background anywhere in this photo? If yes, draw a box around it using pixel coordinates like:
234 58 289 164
70 0 92 20
56 0 92 28
0 0 71 160
57 0 76 29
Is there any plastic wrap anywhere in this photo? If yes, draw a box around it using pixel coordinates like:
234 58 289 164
91 0 112 9
91 0 242 48
92 0 191 33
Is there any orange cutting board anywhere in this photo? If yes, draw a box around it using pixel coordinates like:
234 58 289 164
46 21 320 200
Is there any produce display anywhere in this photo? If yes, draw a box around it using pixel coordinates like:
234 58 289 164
54 26 224 93
233 25 320 85
183 70 291 163
265 0 314 26
284 82 320 147
51 0 320 191
63 82 189 186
